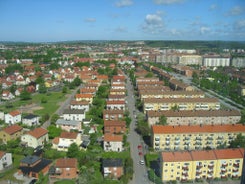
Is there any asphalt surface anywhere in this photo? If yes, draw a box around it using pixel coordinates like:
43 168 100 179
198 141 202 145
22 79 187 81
126 75 151 184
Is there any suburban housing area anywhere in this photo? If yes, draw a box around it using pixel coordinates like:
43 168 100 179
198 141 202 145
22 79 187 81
0 41 244 184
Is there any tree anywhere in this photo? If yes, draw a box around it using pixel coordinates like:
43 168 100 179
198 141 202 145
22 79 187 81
158 115 167 125
38 83 47 94
240 108 245 125
67 143 79 158
73 76 81 86
229 133 245 148
62 86 67 93
20 89 31 100
50 114 60 124
47 125 61 139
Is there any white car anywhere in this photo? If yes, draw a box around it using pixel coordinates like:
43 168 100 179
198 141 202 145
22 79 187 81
139 160 145 165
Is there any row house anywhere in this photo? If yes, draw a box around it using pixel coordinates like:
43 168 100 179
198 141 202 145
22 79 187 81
4 110 22 125
107 94 125 101
151 124 245 151
140 90 205 100
138 86 171 92
104 120 126 134
106 100 125 111
56 119 81 132
143 98 220 113
111 84 126 90
49 158 78 180
75 94 93 103
169 78 194 91
63 109 85 121
136 77 159 83
103 133 123 152
52 132 82 152
21 127 49 149
70 100 90 112
103 110 124 121
18 155 52 179
0 124 23 144
136 81 164 88
102 158 124 179
146 109 241 126
159 148 244 182
109 89 126 96
80 88 96 95
112 75 125 83
0 151 12 171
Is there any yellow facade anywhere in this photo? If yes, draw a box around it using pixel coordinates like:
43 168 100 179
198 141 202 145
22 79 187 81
152 124 245 151
160 149 244 182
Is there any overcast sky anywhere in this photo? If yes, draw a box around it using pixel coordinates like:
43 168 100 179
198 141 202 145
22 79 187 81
0 0 244 42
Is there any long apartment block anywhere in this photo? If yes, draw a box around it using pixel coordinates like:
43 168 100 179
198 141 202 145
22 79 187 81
143 98 220 113
159 148 244 182
152 124 245 151
139 90 205 100
147 109 241 126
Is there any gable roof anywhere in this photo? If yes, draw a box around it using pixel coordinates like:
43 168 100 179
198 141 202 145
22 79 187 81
3 124 23 135
60 132 78 139
0 151 5 158
102 158 123 168
27 127 48 139
55 158 77 168
104 134 123 142
9 110 21 117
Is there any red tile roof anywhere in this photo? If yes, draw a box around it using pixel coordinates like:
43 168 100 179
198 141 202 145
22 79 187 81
3 124 23 135
60 132 78 139
191 150 217 161
213 148 244 159
161 151 193 162
104 134 123 142
56 158 78 168
9 110 21 117
0 151 5 158
27 127 48 139
152 124 245 134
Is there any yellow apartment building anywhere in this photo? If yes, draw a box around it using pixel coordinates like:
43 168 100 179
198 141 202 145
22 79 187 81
152 124 245 151
143 98 220 113
159 148 244 182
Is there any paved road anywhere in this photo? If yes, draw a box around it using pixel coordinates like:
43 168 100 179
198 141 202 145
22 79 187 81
125 75 151 184
42 85 81 129
169 72 243 110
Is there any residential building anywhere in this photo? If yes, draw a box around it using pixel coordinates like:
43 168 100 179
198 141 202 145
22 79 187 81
22 114 40 126
0 151 12 171
4 110 21 124
159 148 244 182
169 78 194 91
63 109 85 121
104 120 126 134
56 119 81 132
103 134 123 152
75 94 93 103
0 124 23 144
231 57 245 68
143 98 220 113
151 124 245 151
70 100 90 112
49 158 78 179
18 155 52 178
52 132 82 152
103 110 124 121
102 158 123 179
21 127 49 149
106 100 125 111
178 54 202 65
146 109 241 126
1 90 15 101
203 55 230 67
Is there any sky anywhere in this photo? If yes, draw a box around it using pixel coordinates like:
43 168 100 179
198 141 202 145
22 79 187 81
0 0 245 42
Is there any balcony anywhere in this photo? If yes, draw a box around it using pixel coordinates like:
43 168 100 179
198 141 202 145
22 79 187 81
155 137 160 141
196 137 202 141
182 165 189 170
207 175 213 180
155 142 159 146
165 137 170 140
196 165 203 169
196 170 202 174
232 168 238 172
232 174 239 178
221 174 227 179
208 164 214 169
233 162 239 168
196 175 201 179
184 137 190 141
182 171 188 176
208 169 213 174
222 162 228 167
221 168 227 173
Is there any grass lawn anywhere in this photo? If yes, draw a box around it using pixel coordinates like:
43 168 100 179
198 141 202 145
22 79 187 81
0 154 24 182
54 179 76 184
0 91 71 117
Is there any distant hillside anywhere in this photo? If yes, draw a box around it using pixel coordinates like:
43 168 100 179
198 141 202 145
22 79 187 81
145 40 245 50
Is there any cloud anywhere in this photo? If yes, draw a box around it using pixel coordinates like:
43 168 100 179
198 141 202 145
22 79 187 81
234 19 245 30
115 0 133 7
153 0 184 5
141 12 164 34
200 26 211 34
227 6 244 16
84 18 96 23
209 4 217 11
115 26 127 33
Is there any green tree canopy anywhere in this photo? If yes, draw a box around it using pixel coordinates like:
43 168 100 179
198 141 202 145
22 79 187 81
67 143 80 158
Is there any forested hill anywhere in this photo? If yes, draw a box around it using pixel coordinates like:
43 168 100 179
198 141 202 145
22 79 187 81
145 40 245 50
